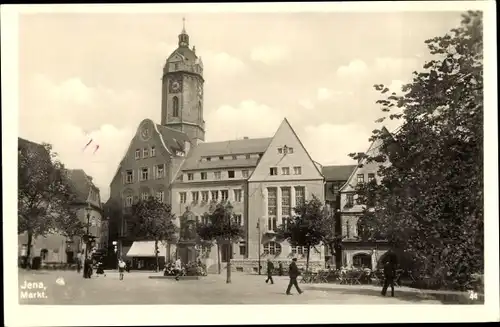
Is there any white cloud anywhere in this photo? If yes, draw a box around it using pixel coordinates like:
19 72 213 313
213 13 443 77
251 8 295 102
250 45 290 65
298 99 315 110
301 123 371 165
205 100 283 141
201 50 247 76
388 79 405 94
374 57 419 74
336 59 368 77
19 74 147 201
317 88 332 101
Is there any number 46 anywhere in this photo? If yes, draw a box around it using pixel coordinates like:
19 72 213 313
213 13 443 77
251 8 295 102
468 290 478 300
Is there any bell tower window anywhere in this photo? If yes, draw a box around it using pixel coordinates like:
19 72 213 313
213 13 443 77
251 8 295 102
198 101 202 121
173 97 179 117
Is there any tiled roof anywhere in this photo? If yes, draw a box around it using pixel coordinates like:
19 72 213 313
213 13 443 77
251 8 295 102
66 169 95 204
155 124 191 153
174 47 197 62
322 165 357 181
181 137 272 171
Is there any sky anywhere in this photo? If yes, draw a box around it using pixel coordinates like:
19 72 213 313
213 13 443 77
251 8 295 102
18 10 465 201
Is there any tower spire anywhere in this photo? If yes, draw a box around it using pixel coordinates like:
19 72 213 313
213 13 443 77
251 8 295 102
178 17 189 47
182 17 186 34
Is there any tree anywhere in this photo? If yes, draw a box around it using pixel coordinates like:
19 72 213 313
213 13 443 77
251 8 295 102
318 205 345 268
196 202 244 283
350 11 483 288
276 195 330 274
129 197 178 272
18 141 75 268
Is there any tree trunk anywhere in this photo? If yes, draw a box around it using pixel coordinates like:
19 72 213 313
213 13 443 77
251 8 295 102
306 245 311 275
226 240 231 284
217 243 221 274
155 240 159 272
167 243 171 262
24 231 33 269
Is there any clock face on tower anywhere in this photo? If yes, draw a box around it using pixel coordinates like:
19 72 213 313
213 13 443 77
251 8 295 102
169 79 183 93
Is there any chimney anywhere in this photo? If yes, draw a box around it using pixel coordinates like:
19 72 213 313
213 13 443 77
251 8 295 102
243 136 249 140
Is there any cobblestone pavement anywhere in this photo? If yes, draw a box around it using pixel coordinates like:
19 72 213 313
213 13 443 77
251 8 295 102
18 270 442 305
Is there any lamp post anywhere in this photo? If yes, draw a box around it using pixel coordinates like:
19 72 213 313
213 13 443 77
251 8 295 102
257 220 261 275
84 204 91 261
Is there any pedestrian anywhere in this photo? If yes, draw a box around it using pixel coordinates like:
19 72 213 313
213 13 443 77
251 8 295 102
76 251 82 274
286 258 303 295
265 259 274 284
381 259 396 297
118 258 126 280
278 261 283 276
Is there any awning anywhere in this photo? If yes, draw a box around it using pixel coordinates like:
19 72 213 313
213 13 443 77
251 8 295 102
126 241 167 257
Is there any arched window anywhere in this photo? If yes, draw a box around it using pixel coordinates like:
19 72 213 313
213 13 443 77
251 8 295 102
198 101 202 121
353 253 372 269
172 96 179 117
263 242 282 255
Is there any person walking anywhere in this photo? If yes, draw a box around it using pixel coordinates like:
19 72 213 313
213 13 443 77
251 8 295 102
265 259 275 284
381 259 396 297
76 251 83 274
174 258 182 281
286 258 303 295
278 261 283 276
118 258 126 281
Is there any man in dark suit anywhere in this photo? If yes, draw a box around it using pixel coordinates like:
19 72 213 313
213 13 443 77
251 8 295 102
265 259 274 284
381 259 396 297
286 258 303 295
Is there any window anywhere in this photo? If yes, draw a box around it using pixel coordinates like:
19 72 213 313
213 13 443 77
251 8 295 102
228 170 235 178
125 170 133 184
264 242 282 255
346 194 354 207
234 214 242 225
135 149 141 159
214 171 222 180
180 192 187 204
192 191 199 203
346 220 351 238
357 174 365 184
270 167 278 176
143 148 149 158
155 164 165 179
281 187 291 216
201 172 207 180
125 195 133 207
201 191 209 202
291 246 308 255
141 167 149 181
356 194 363 205
211 190 219 201
151 146 156 157
242 170 249 178
283 217 291 230
221 190 229 202
267 188 277 216
293 166 302 175
156 191 164 203
173 96 179 117
188 173 194 181
278 148 283 154
295 186 305 205
195 216 200 224
141 192 149 201
246 154 251 159
174 63 179 70
218 156 224 160
288 147 294 154
239 241 246 255
281 167 290 175
368 173 376 182
206 157 211 161
202 216 210 225
232 155 237 160
234 189 242 202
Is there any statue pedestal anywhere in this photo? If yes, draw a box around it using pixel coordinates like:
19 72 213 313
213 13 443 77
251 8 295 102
177 242 197 265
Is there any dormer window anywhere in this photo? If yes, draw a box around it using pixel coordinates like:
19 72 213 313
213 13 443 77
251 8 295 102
206 157 211 162
219 156 224 160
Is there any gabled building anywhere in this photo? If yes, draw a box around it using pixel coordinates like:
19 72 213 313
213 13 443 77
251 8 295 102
18 138 103 266
338 128 394 269
322 164 357 268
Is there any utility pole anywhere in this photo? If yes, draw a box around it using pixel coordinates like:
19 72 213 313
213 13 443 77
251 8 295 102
257 220 261 275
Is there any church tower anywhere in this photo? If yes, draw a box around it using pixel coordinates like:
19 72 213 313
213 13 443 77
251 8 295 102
161 18 205 145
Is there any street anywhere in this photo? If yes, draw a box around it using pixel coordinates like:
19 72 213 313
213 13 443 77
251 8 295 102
18 269 441 305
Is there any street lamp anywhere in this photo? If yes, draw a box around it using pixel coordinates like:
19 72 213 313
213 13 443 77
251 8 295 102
256 220 261 275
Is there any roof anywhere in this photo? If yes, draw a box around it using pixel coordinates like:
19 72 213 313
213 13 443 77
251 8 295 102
155 124 191 153
18 137 50 159
65 169 97 204
173 46 198 62
322 165 357 181
180 137 272 171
